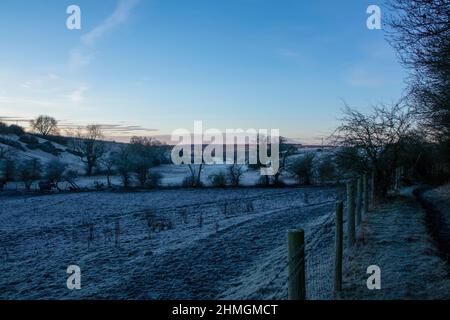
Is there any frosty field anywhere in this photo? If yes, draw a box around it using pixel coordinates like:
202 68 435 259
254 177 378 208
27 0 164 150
0 187 339 300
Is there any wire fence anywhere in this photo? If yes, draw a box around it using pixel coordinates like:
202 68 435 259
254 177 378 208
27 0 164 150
249 199 339 300
254 171 377 300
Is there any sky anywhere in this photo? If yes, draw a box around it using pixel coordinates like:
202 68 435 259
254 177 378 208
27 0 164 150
0 0 407 143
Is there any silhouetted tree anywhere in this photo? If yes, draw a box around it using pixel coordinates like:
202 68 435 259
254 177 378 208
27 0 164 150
30 115 58 136
72 125 105 176
332 101 417 196
387 0 450 149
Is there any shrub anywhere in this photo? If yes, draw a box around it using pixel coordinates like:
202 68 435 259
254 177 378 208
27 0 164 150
38 141 61 156
317 158 336 184
0 137 26 151
19 135 40 148
146 171 163 188
8 125 26 136
335 147 366 176
46 159 67 182
36 134 70 146
290 153 316 185
182 176 204 188
228 164 245 187
18 158 42 190
210 171 227 187
257 175 272 187
0 122 26 136
66 148 84 157
1 159 16 182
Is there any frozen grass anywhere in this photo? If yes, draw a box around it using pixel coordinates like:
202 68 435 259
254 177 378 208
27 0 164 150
0 187 338 299
339 188 450 300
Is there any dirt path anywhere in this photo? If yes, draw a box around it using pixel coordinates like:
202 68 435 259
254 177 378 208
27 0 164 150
339 188 450 300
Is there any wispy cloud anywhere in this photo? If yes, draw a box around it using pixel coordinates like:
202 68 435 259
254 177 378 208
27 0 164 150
68 48 94 71
67 85 89 104
81 0 140 46
68 0 140 71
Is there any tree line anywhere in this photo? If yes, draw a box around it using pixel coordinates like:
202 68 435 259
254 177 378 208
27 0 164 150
0 116 168 190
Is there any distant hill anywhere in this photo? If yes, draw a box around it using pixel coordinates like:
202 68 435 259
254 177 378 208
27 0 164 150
0 132 122 175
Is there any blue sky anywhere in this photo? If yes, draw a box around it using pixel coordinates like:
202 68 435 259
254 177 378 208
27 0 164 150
0 0 406 143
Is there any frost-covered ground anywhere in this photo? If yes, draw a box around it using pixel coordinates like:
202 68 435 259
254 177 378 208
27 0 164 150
339 187 450 300
0 187 340 300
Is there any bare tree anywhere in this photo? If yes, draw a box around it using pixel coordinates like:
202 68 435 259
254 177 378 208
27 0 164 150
30 115 58 136
228 164 245 187
386 0 450 142
72 125 106 176
185 164 203 187
331 101 417 197
112 146 133 188
99 156 115 188
274 137 296 186
129 137 158 187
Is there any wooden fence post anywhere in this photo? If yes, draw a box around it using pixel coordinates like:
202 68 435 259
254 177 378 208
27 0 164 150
288 229 306 300
347 181 356 246
363 174 369 214
356 177 363 226
335 201 343 292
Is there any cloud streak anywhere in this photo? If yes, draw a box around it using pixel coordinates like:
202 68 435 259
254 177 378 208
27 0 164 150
81 0 141 46
69 0 141 70
67 85 89 104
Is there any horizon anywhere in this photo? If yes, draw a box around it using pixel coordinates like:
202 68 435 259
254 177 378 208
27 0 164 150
0 0 406 144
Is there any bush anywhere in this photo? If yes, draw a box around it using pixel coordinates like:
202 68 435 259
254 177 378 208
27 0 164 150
19 135 40 148
257 175 272 187
290 153 316 185
182 176 204 188
0 137 26 151
66 148 84 157
0 122 25 136
210 171 227 187
8 125 26 136
317 158 336 184
146 171 163 188
335 147 366 175
37 141 61 156
36 134 70 146
46 159 67 183
18 158 42 190
228 164 245 187
1 159 16 182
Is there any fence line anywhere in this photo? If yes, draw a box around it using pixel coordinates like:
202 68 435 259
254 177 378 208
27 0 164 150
283 170 378 300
